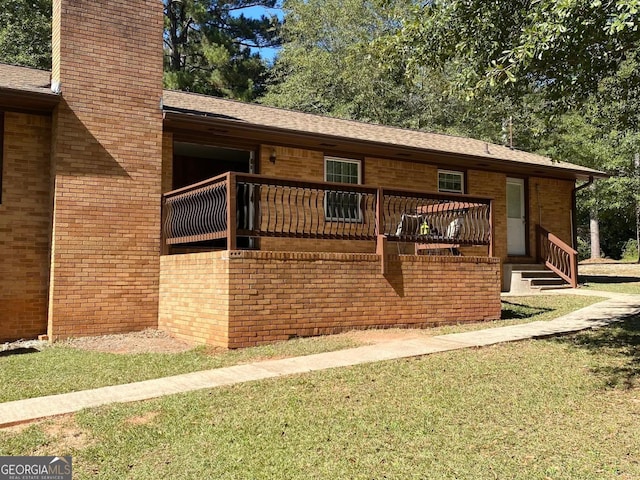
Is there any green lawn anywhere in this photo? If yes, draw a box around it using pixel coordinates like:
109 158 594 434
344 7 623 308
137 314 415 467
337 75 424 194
2 315 638 479
0 295 602 403
579 263 640 294
581 276 640 294
0 336 360 403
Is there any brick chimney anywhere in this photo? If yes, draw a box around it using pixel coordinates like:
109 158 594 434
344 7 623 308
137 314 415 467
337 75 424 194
48 1 164 338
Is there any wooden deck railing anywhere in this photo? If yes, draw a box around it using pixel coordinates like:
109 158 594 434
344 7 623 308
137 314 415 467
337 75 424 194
162 172 494 253
382 190 492 247
536 225 578 288
162 173 230 245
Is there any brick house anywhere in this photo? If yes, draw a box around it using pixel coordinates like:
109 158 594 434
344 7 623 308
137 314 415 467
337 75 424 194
0 1 604 348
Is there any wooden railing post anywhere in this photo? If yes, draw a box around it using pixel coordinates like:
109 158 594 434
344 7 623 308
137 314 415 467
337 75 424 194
569 249 578 288
489 199 495 257
537 224 579 288
375 187 384 238
160 195 168 256
375 187 388 274
227 172 237 251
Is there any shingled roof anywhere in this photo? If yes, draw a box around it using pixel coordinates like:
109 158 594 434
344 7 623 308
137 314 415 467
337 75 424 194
0 63 53 95
162 90 604 179
0 64 59 113
0 63 605 178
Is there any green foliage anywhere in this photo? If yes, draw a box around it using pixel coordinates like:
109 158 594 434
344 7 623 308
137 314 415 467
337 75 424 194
577 236 592 261
622 239 639 261
262 0 414 124
0 0 52 69
163 0 281 100
263 0 526 142
542 109 638 258
0 0 281 100
390 0 640 101
536 53 640 258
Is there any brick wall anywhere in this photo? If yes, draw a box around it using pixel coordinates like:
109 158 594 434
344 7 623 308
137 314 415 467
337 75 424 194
529 177 574 254
158 251 229 345
158 250 501 348
467 170 507 260
365 156 438 191
0 112 52 341
259 145 324 180
48 0 164 339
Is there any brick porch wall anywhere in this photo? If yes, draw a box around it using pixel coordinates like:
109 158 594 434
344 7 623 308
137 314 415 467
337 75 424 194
0 112 52 341
158 250 501 348
159 251 229 346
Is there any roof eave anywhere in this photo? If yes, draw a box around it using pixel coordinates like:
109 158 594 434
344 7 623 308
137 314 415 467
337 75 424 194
162 108 608 182
0 86 60 114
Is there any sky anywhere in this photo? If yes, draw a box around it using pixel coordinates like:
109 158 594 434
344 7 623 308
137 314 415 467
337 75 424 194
232 5 284 63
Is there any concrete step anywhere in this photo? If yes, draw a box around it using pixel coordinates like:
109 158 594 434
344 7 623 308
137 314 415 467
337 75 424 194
537 284 573 291
520 270 561 279
505 263 570 294
508 263 548 271
530 277 567 286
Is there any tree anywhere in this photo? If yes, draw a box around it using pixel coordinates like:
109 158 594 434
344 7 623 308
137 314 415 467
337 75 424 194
262 0 413 124
263 0 524 141
586 51 640 258
0 0 281 101
164 0 282 100
388 0 640 102
0 0 52 70
381 0 640 258
531 62 640 258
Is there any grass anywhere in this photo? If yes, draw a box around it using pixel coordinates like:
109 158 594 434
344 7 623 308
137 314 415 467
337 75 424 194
446 294 604 334
579 262 640 294
0 336 360 403
2 315 639 479
581 276 640 294
0 295 603 403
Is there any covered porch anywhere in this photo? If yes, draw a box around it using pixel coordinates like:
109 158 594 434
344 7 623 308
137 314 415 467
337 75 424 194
158 173 504 348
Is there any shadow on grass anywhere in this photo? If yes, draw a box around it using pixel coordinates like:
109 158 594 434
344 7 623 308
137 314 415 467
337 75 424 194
0 347 41 357
558 314 640 389
501 301 551 320
579 275 640 285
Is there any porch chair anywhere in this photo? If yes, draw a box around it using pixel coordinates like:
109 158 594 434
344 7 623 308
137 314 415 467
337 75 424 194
395 213 430 237
394 213 432 254
415 216 463 256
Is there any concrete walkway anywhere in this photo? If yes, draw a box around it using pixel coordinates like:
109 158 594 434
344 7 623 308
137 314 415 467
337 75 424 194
1 289 639 427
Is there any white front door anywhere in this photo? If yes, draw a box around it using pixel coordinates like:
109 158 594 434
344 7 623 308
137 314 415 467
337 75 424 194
507 178 526 256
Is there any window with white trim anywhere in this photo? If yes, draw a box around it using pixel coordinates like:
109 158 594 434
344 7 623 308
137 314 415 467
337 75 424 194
438 169 464 193
324 157 362 221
